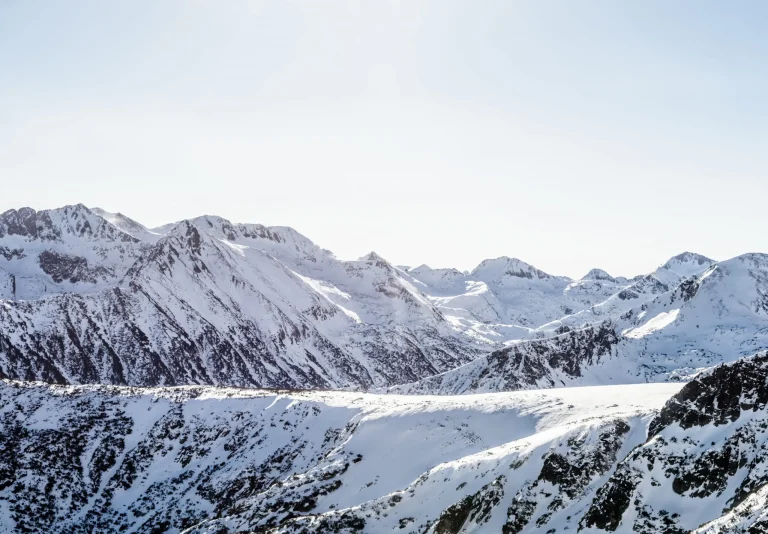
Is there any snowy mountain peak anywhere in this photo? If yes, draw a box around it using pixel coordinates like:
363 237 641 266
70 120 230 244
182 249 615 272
91 207 162 243
151 216 335 272
196 214 238 237
409 264 466 279
37 204 139 243
0 204 144 246
408 263 464 276
659 251 715 275
581 268 616 282
176 220 204 255
648 251 716 288
726 251 768 266
358 251 392 268
0 206 38 238
470 256 553 282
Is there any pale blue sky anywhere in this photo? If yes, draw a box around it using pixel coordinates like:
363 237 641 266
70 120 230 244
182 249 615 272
3 1 768 278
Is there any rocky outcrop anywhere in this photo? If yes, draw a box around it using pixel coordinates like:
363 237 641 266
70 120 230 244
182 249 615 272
582 353 768 533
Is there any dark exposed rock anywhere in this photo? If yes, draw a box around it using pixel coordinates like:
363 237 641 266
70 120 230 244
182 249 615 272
583 353 768 533
402 321 620 394
506 420 631 533
38 250 110 284
649 352 768 437
0 207 38 238
0 246 25 260
580 463 640 531
431 476 505 534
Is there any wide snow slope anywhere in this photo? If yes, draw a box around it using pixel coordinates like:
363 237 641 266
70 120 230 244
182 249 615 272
7 354 768 534
0 379 682 533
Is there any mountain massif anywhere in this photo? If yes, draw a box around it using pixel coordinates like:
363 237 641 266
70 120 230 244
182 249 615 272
0 205 478 390
4 203 768 532
0 203 745 394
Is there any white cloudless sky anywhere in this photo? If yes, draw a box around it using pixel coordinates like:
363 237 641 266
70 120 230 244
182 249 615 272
3 0 768 278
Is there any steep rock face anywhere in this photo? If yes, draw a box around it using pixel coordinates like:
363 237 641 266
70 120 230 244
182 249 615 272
0 380 681 534
581 353 768 534
648 351 768 435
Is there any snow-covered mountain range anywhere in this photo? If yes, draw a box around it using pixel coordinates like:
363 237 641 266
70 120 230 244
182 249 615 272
2 203 765 395
0 205 480 390
396 252 768 395
5 203 768 532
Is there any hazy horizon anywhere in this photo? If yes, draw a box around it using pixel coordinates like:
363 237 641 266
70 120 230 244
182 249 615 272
3 1 768 278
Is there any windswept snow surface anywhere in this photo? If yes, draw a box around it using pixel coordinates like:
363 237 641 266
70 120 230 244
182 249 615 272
0 379 682 533
622 308 680 338
7 350 768 533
